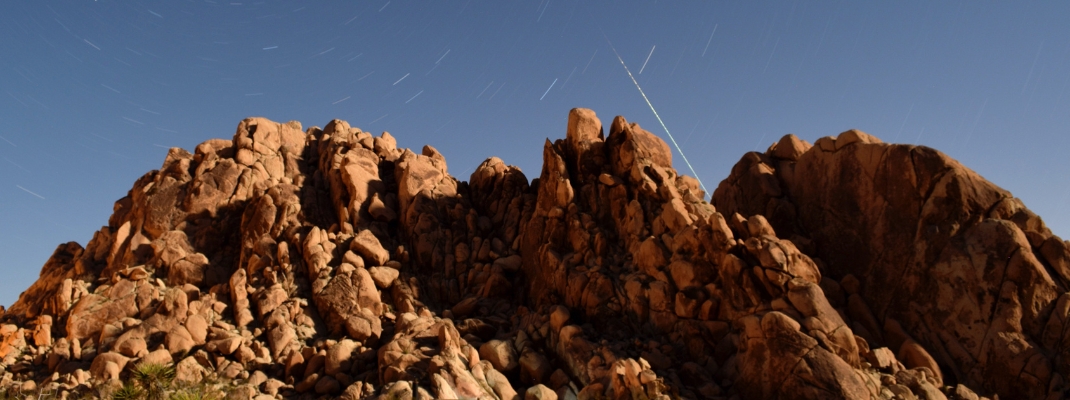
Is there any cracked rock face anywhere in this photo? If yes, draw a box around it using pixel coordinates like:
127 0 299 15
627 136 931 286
0 109 1062 400
715 130 1070 399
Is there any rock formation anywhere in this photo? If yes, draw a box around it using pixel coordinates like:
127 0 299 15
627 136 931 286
0 108 1065 399
714 130 1070 399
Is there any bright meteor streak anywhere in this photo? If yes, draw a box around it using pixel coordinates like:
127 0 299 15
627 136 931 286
601 32 708 196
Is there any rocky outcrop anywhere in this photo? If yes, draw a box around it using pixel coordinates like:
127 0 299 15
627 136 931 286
715 130 1070 399
0 109 1059 399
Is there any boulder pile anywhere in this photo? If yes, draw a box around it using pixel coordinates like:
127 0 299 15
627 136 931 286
0 108 1065 399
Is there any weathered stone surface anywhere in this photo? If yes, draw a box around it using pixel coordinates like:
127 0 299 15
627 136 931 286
113 328 148 357
325 338 359 376
89 352 129 381
865 347 896 370
368 266 399 289
716 131 1070 399
769 134 812 161
5 242 84 321
1 111 1061 400
313 266 383 340
736 312 869 399
351 230 390 266
479 339 518 372
175 355 208 383
142 348 174 366
207 336 242 356
526 384 558 400
32 315 52 347
185 314 208 345
520 350 552 385
65 289 139 342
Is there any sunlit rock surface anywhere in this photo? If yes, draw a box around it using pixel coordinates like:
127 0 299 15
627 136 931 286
1 109 1066 399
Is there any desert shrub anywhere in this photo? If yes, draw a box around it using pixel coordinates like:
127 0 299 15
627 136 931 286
0 385 61 400
105 362 178 400
131 362 176 400
111 382 145 400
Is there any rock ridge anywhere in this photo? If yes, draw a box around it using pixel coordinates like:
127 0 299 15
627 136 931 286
0 109 1064 399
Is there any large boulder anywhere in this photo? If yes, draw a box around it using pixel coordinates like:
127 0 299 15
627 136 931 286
714 130 1070 399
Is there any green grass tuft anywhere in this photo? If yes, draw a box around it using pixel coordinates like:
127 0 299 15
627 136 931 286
111 382 146 400
131 362 177 400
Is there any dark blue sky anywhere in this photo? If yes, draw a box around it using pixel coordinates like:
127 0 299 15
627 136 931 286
2 1 1069 307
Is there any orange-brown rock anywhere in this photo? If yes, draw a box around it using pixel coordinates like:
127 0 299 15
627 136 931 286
1 110 1062 399
715 130 1070 399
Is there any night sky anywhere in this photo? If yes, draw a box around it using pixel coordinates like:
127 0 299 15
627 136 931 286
2 1 1069 307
